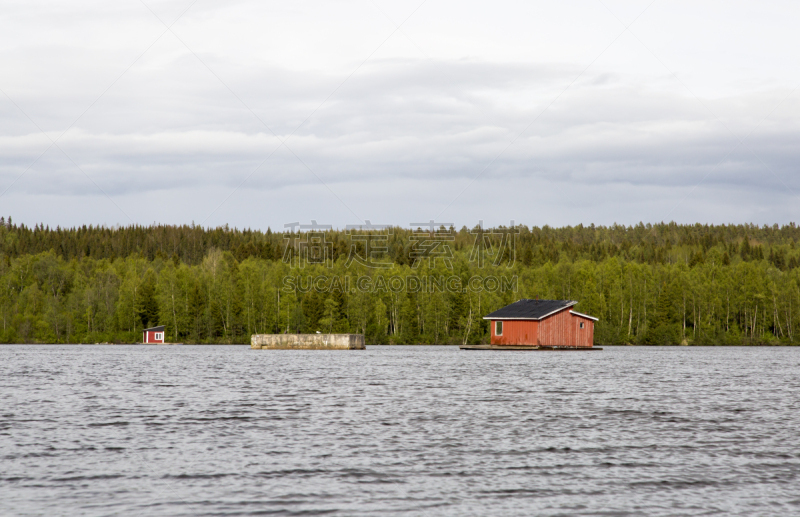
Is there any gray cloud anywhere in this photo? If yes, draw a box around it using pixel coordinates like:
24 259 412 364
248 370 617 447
1 1 799 228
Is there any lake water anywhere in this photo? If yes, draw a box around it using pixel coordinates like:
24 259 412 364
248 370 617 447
2 345 800 516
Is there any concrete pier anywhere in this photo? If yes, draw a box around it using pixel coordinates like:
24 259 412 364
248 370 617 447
251 334 366 350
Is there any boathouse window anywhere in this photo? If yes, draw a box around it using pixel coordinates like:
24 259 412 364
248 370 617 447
495 321 503 335
155 332 163 340
579 322 584 329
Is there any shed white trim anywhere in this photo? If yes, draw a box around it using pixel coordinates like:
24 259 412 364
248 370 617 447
537 302 578 320
569 310 599 321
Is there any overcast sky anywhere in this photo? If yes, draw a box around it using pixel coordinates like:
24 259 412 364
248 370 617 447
1 0 798 230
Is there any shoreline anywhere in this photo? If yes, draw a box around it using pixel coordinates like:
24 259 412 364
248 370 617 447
3 342 800 347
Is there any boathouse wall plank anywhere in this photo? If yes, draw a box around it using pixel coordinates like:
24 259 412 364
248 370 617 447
491 320 538 345
489 308 594 347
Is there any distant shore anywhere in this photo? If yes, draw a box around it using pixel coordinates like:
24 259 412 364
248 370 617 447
4 342 799 347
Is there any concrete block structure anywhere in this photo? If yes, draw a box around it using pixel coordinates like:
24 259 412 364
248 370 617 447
251 334 366 350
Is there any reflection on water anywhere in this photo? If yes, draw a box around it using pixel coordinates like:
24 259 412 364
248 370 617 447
2 345 800 516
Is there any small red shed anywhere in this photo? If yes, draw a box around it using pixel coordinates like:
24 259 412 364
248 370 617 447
484 299 598 348
143 325 166 344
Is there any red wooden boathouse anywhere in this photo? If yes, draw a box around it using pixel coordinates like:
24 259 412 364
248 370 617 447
484 300 598 348
143 325 166 344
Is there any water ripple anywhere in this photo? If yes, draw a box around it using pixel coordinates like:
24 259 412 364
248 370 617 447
2 345 800 516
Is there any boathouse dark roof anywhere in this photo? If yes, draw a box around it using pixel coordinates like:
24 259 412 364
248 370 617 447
143 325 166 332
483 299 577 320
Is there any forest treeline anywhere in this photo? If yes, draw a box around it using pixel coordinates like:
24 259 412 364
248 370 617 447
1 218 799 345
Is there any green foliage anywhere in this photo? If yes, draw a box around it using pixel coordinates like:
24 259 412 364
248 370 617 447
318 298 339 334
0 220 800 344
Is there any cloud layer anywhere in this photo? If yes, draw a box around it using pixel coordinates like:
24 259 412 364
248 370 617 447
1 0 799 229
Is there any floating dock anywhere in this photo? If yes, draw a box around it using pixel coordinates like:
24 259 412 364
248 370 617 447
251 334 365 350
460 345 602 351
